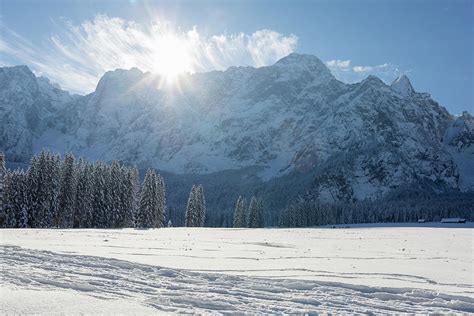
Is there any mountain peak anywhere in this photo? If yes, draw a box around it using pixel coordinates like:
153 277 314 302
359 75 386 89
274 53 334 82
95 67 146 93
0 65 39 94
391 75 414 96
276 53 324 66
0 65 35 79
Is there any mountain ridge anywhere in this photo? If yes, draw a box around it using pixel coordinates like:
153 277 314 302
1 53 473 208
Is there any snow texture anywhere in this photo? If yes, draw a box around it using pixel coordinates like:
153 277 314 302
1 54 473 203
1 226 473 314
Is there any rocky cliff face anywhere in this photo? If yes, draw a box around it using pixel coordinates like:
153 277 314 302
443 111 474 191
1 53 472 203
0 66 77 161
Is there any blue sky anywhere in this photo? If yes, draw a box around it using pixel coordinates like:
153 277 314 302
1 0 472 114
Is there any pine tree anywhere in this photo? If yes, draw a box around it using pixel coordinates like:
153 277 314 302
27 155 42 227
57 153 77 228
137 169 160 228
155 174 166 228
103 163 114 227
185 185 197 227
185 185 206 227
92 163 108 228
109 161 123 228
3 171 14 227
42 152 61 228
196 185 206 227
16 170 28 228
233 195 247 228
0 152 5 226
36 151 49 227
75 163 94 228
128 167 140 227
248 196 264 228
5 170 28 228
117 164 129 227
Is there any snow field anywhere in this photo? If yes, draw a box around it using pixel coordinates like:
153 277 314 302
1 226 473 313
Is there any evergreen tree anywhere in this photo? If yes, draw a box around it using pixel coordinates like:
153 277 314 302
57 153 77 228
155 174 166 228
42 152 61 228
248 196 264 228
4 170 28 228
185 185 198 227
98 163 113 228
92 163 108 228
75 163 94 228
3 171 14 227
128 167 140 227
137 169 163 228
27 155 42 227
0 152 5 226
233 195 247 228
109 161 123 228
117 165 133 228
16 170 29 228
25 151 57 228
72 158 85 228
196 185 206 227
36 152 49 227
185 184 206 227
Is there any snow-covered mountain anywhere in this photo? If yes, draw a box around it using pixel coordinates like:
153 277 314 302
443 111 474 192
1 53 472 203
0 66 78 161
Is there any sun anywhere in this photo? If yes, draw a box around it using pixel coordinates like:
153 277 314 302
151 34 193 83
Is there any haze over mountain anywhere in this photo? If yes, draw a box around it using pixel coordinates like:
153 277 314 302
1 53 473 214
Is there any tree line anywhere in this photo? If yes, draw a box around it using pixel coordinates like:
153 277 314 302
278 190 474 227
232 196 265 228
0 151 207 229
5 150 466 230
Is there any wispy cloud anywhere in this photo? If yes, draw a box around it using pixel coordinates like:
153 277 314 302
326 59 351 69
0 15 298 94
326 59 406 84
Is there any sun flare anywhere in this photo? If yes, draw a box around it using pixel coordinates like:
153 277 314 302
151 34 193 83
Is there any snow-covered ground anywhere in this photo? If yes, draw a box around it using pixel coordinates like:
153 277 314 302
1 225 473 313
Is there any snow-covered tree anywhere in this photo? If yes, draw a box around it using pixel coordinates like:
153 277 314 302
109 161 123 228
75 163 94 228
137 169 153 228
4 170 28 228
3 171 14 227
196 185 206 227
137 169 165 228
42 153 61 228
185 184 206 227
15 170 28 228
247 196 264 228
27 155 42 227
185 185 198 227
0 152 5 226
92 163 108 228
25 151 59 228
57 153 77 228
155 174 166 228
128 167 140 227
233 195 247 228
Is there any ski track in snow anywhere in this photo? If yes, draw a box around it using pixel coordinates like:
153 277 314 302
1 245 473 314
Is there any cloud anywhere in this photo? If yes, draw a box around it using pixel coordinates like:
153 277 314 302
326 59 351 69
326 59 404 84
0 15 298 94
